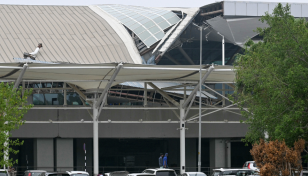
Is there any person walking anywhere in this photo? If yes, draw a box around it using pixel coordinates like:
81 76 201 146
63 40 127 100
163 153 168 168
159 153 164 168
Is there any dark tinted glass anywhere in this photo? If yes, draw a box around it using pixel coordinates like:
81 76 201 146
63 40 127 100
156 171 176 176
143 171 155 174
48 174 70 176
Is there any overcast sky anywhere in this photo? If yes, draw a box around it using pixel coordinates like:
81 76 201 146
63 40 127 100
0 0 306 7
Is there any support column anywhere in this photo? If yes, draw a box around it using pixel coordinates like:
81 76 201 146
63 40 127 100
222 84 225 107
3 132 8 170
144 82 147 106
63 83 67 106
93 99 99 176
180 100 185 174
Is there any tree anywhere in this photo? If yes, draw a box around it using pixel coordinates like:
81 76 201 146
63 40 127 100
0 83 32 168
234 3 308 149
250 139 305 176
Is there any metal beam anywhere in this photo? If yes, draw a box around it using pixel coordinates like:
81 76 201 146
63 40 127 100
187 103 240 121
182 65 214 108
177 46 195 65
200 9 223 16
95 63 123 109
67 83 92 106
25 106 240 110
163 97 180 119
24 120 241 124
164 53 181 65
13 64 28 89
147 82 180 107
144 82 147 107
184 93 196 120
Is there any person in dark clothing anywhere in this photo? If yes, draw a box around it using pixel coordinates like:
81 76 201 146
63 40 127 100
159 153 164 168
163 153 168 168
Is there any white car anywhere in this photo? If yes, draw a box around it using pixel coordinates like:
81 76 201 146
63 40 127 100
243 161 259 171
105 171 129 176
0 169 8 176
182 172 207 176
128 173 155 176
211 168 258 176
142 168 177 176
66 171 89 176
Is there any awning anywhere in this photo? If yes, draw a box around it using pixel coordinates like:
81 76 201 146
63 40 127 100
0 63 235 90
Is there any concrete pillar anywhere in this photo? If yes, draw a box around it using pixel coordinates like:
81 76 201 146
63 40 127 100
210 139 231 168
34 139 54 171
55 139 73 171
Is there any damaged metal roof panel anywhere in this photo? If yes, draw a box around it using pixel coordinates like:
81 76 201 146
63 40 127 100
0 4 141 64
154 8 200 54
206 16 268 46
98 4 181 48
120 82 217 99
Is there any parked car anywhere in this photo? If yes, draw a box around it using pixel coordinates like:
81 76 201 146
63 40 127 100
0 169 8 176
105 171 129 176
142 168 177 176
24 170 47 176
243 161 258 171
66 171 89 176
211 168 258 176
302 170 308 176
128 173 154 176
182 172 206 176
44 172 70 176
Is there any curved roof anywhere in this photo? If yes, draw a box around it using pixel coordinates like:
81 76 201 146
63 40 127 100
98 5 180 48
0 5 142 64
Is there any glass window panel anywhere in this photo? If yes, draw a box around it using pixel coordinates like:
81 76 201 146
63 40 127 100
162 12 175 19
130 22 141 30
121 17 132 23
143 21 155 28
167 16 180 24
135 16 145 21
148 25 160 34
139 18 150 24
144 36 157 47
157 20 170 30
134 26 146 34
124 20 137 27
154 31 165 39
138 30 151 40
153 16 165 24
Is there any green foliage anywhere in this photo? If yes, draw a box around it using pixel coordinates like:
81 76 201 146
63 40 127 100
233 3 308 148
0 83 32 167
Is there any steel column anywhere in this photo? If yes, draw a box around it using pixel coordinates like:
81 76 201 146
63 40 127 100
93 99 99 176
13 64 28 89
180 100 185 174
182 65 214 109
95 63 123 108
198 26 202 172
144 82 147 106
64 83 67 106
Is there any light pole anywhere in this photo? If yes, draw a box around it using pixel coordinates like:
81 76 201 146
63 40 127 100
217 32 225 65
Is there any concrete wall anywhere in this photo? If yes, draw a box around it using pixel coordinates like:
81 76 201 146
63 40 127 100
55 139 73 171
12 109 248 138
34 139 54 171
210 139 231 168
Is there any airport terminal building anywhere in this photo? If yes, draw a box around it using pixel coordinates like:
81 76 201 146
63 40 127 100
1 1 308 175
